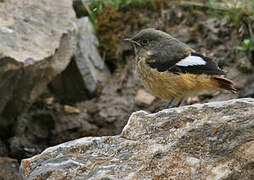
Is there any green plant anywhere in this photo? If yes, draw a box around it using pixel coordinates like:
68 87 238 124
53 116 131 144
81 0 98 30
235 38 254 51
228 7 245 27
81 0 154 31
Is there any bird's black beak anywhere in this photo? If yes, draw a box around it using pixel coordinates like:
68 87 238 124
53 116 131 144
124 38 141 47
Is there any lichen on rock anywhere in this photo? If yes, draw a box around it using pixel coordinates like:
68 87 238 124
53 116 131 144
20 98 254 179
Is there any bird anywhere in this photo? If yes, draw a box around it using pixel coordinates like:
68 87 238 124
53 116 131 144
124 28 236 107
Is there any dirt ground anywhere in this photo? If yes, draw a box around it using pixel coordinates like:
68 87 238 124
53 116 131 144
1 1 254 178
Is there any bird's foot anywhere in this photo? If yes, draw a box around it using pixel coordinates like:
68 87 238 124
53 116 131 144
167 97 184 108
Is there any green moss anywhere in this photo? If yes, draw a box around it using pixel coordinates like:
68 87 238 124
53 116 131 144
81 0 254 71
141 16 150 25
74 0 158 71
97 7 141 71
83 0 154 30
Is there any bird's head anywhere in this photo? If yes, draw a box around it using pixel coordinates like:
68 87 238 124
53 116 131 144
124 28 171 57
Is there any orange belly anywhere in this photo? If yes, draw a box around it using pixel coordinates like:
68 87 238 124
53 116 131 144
136 60 219 102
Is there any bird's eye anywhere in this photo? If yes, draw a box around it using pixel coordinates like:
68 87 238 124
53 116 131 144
141 39 149 45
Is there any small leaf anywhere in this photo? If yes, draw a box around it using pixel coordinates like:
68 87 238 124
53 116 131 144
243 39 251 45
235 46 247 51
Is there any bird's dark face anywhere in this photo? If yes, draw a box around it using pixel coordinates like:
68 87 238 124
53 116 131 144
125 28 170 58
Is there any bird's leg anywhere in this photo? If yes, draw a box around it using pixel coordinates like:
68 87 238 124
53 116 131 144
167 97 175 108
167 97 185 108
176 98 184 107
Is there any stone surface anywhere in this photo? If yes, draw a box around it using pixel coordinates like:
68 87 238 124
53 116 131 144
75 17 110 93
135 89 156 106
240 74 254 98
20 98 254 179
0 139 8 156
0 0 76 134
8 69 137 159
236 55 253 73
49 17 110 102
8 100 99 160
0 0 76 63
0 157 22 180
64 105 81 114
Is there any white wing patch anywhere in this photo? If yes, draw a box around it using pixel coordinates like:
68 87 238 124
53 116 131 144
177 55 206 67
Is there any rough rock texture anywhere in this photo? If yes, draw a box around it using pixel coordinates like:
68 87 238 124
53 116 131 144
135 89 156 106
0 157 21 180
7 68 138 161
12 101 98 147
241 75 254 98
0 0 76 134
7 15 111 159
20 98 254 179
49 17 110 102
75 17 110 93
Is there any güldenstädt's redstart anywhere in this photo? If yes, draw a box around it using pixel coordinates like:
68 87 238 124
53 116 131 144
125 28 236 107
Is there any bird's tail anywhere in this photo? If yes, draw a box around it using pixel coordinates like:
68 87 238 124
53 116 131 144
211 75 237 93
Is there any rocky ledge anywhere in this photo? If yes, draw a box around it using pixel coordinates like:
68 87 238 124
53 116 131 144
20 98 254 179
0 0 76 131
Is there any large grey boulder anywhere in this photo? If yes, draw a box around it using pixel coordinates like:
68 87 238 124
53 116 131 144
49 17 110 102
20 98 254 179
0 0 76 132
75 17 110 93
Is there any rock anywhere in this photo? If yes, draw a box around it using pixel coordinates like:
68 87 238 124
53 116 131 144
240 74 254 97
49 107 98 145
49 17 110 102
8 101 99 159
0 0 76 134
135 89 156 106
20 98 254 179
203 18 220 34
167 25 194 43
8 113 56 160
174 27 193 43
64 105 80 114
75 17 110 93
80 69 139 136
0 139 8 156
10 68 137 156
224 66 248 90
43 97 54 105
236 55 254 73
0 157 21 180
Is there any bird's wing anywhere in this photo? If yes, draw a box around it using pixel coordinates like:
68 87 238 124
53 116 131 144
170 52 225 75
146 39 191 72
146 40 225 75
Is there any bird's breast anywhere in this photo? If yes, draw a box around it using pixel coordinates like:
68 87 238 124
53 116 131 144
136 59 180 101
136 58 220 101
